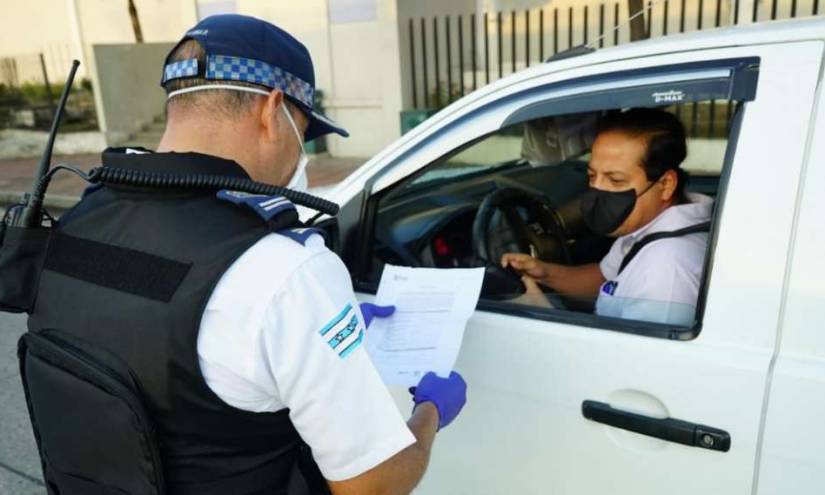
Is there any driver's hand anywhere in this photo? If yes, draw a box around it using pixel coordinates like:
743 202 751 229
501 252 549 280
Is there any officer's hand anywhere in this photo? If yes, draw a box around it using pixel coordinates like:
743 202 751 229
408 371 467 430
359 302 395 328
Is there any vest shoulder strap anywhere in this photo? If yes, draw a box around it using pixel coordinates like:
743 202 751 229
618 221 711 276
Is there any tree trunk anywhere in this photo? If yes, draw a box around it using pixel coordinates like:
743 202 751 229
627 0 649 41
128 0 144 43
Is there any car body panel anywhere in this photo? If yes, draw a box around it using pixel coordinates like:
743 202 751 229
755 45 825 495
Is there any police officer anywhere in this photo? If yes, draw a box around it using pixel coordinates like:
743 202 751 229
28 14 467 495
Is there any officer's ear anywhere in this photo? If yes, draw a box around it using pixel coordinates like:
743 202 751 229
260 89 286 143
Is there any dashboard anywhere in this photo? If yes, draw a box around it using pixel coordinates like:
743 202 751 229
367 159 722 289
372 160 590 271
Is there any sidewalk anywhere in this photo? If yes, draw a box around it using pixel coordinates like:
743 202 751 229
0 152 366 206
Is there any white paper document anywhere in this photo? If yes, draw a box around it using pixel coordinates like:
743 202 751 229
364 265 485 386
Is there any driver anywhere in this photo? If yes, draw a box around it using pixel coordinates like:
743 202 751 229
502 108 713 326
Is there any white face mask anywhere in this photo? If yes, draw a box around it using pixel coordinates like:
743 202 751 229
281 104 309 193
167 85 311 191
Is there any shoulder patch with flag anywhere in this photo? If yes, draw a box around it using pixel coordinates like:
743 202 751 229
319 303 365 359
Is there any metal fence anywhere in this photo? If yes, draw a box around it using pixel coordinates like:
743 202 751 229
405 0 822 127
0 51 97 132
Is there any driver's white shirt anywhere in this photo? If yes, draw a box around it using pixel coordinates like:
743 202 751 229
197 232 415 481
597 193 713 326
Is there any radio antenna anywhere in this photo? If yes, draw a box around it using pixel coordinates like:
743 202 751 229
17 60 81 227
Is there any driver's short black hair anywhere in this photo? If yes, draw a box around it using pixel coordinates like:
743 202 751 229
596 107 689 203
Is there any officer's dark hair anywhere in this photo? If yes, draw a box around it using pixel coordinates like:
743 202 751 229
596 107 689 204
162 39 297 119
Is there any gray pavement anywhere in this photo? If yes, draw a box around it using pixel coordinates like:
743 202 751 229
0 313 44 495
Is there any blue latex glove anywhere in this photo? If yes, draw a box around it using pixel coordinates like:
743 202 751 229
408 371 467 430
359 302 395 328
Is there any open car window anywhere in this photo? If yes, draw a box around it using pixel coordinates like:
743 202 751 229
355 58 756 339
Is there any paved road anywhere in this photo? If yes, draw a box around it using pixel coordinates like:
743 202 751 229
0 313 44 495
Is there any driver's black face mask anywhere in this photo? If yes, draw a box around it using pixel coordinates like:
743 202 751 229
580 179 659 236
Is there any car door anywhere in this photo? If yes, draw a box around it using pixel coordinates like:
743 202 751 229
329 40 823 494
755 45 825 495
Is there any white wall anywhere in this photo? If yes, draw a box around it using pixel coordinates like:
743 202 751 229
1 0 403 157
326 1 405 157
0 0 80 83
240 0 406 157
91 42 175 142
0 0 196 82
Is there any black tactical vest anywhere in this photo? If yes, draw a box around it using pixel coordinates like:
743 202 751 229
27 149 325 495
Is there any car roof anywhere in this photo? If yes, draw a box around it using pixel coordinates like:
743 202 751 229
480 16 825 99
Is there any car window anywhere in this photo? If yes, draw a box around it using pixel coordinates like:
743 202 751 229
668 101 733 175
361 98 741 337
401 124 527 191
401 110 602 193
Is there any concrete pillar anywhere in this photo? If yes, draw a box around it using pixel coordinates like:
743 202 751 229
735 0 758 24
66 0 89 79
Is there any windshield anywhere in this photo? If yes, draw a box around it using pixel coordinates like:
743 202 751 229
404 125 527 189
398 111 602 196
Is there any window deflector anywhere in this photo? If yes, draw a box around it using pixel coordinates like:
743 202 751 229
502 57 759 127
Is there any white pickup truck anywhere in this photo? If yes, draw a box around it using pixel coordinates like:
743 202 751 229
311 16 825 495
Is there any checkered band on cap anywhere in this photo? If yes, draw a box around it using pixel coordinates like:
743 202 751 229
162 59 199 84
206 54 314 108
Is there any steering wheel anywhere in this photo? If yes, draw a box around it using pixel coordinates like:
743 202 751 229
472 187 571 300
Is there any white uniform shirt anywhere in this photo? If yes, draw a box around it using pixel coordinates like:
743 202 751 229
197 231 415 481
597 193 713 326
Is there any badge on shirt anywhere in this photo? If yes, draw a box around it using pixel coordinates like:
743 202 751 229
601 280 619 296
319 304 365 359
